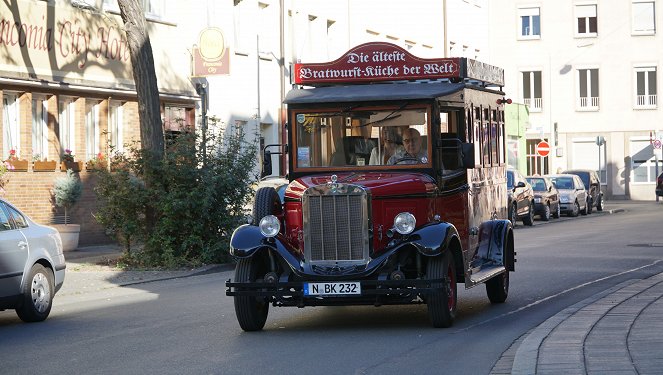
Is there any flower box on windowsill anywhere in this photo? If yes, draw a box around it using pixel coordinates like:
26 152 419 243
33 160 58 171
7 159 29 171
60 161 83 172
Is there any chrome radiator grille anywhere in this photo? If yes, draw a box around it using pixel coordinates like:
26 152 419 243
303 184 369 263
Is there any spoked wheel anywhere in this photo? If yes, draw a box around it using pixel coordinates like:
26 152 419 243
16 264 54 322
233 256 270 331
426 251 457 328
486 271 510 303
541 204 551 221
569 201 580 217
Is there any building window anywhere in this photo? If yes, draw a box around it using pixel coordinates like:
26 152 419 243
85 101 100 161
518 7 541 39
2 93 20 160
572 138 606 183
634 66 658 108
31 97 48 161
575 4 598 36
577 68 600 110
58 98 76 156
109 101 124 154
526 139 549 176
233 0 251 54
522 71 543 112
630 137 661 183
632 1 656 35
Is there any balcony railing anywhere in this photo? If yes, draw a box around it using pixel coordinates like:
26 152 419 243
524 97 543 112
579 96 600 109
636 94 657 107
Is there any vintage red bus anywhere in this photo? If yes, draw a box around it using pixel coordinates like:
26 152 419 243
226 42 515 331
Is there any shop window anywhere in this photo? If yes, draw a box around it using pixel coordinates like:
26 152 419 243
577 68 600 110
109 101 124 153
522 71 542 111
634 66 657 108
575 4 598 37
632 1 656 35
630 137 661 183
32 96 49 161
85 101 100 161
59 98 76 156
2 93 20 160
518 7 541 39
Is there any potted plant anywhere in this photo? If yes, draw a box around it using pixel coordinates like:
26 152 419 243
53 169 83 251
60 149 83 172
86 152 106 170
6 149 28 171
33 153 57 172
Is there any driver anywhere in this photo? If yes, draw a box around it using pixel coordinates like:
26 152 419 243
387 128 427 164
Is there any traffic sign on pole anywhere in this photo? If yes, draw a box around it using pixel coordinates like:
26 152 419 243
536 140 550 157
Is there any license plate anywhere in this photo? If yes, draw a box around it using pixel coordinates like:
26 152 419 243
304 282 361 296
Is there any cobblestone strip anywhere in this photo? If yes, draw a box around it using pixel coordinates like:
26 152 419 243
628 287 663 374
510 280 638 375
584 275 663 374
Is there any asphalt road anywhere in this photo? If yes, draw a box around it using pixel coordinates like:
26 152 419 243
1 201 662 375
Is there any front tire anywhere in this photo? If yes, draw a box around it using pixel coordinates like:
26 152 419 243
552 202 561 218
16 264 54 322
426 251 457 328
596 194 604 211
569 201 580 217
486 271 509 303
581 199 589 216
523 203 534 226
253 187 281 225
541 204 551 221
233 257 270 331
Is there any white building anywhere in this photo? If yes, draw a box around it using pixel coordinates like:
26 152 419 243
489 0 661 200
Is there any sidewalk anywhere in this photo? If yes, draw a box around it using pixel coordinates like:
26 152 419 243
60 244 231 297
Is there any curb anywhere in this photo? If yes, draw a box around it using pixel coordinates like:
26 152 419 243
111 263 235 287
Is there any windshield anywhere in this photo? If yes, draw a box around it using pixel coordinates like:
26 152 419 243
551 177 574 190
527 178 547 192
292 106 430 169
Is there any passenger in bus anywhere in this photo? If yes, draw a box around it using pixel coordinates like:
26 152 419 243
369 127 402 165
387 128 428 164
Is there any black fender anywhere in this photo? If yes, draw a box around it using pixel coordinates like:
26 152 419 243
476 219 514 271
229 225 301 267
403 222 460 257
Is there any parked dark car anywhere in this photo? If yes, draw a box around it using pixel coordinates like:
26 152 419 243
526 176 560 221
507 168 534 226
562 169 604 213
656 171 663 197
547 174 589 217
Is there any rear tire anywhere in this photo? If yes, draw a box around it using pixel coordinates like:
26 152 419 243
523 203 534 226
596 195 604 211
426 251 457 328
486 271 509 303
16 264 54 322
233 257 270 332
581 199 589 216
552 202 561 218
587 198 593 214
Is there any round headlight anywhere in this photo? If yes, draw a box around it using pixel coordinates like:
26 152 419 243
394 212 416 235
259 215 280 237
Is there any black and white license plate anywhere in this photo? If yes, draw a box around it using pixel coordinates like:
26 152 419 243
303 282 361 296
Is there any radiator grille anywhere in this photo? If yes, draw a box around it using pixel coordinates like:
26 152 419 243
304 185 368 263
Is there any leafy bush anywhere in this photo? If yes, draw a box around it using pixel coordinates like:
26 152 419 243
93 121 258 267
53 169 83 224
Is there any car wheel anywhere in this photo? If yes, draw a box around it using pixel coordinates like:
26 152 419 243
596 194 604 211
541 204 551 221
233 256 270 331
509 204 517 228
252 187 281 225
570 201 579 217
426 251 457 328
523 203 534 226
486 270 509 303
581 198 589 216
16 264 54 322
587 198 593 214
552 203 561 218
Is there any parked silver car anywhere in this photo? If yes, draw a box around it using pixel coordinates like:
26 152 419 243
547 174 588 217
0 199 66 322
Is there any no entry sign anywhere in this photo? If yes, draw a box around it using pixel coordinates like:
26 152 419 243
536 140 550 157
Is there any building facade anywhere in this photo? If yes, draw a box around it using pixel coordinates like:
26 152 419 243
489 0 661 200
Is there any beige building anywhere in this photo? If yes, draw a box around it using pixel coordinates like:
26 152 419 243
489 0 661 200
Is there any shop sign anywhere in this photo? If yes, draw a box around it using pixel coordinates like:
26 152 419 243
192 27 229 76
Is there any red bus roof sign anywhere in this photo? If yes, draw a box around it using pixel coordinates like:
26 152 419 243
293 42 504 87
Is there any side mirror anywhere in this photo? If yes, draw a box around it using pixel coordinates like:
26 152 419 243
261 149 272 178
460 143 475 169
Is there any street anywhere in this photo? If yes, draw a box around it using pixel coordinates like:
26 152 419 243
1 201 662 375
